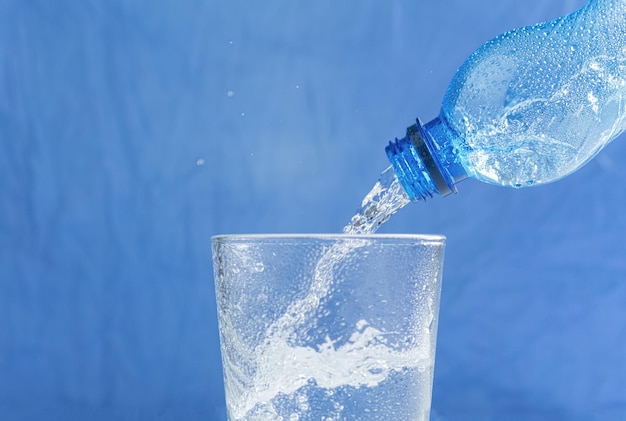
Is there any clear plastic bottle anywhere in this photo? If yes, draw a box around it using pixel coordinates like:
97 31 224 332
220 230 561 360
386 0 626 201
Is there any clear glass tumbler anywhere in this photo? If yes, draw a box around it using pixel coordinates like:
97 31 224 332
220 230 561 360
211 234 445 421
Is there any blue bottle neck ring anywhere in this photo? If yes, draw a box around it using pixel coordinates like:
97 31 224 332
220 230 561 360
386 119 458 201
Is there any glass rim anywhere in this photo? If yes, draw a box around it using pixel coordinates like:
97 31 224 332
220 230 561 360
211 233 445 244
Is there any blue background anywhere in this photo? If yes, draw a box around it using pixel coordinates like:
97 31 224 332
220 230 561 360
2 0 626 419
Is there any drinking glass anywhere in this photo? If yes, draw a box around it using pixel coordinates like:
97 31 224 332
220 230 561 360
212 234 445 420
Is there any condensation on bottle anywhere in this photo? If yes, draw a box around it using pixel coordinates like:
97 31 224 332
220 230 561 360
386 0 626 201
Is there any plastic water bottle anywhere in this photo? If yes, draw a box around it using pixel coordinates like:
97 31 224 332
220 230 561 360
386 0 626 201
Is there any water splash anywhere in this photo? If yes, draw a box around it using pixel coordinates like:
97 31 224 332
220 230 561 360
236 320 432 419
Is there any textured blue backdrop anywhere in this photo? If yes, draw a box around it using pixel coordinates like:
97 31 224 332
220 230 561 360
3 0 626 419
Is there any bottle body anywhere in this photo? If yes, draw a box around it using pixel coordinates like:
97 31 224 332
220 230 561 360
388 0 626 200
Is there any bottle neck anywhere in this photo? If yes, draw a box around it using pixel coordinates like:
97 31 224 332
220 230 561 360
385 117 467 201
